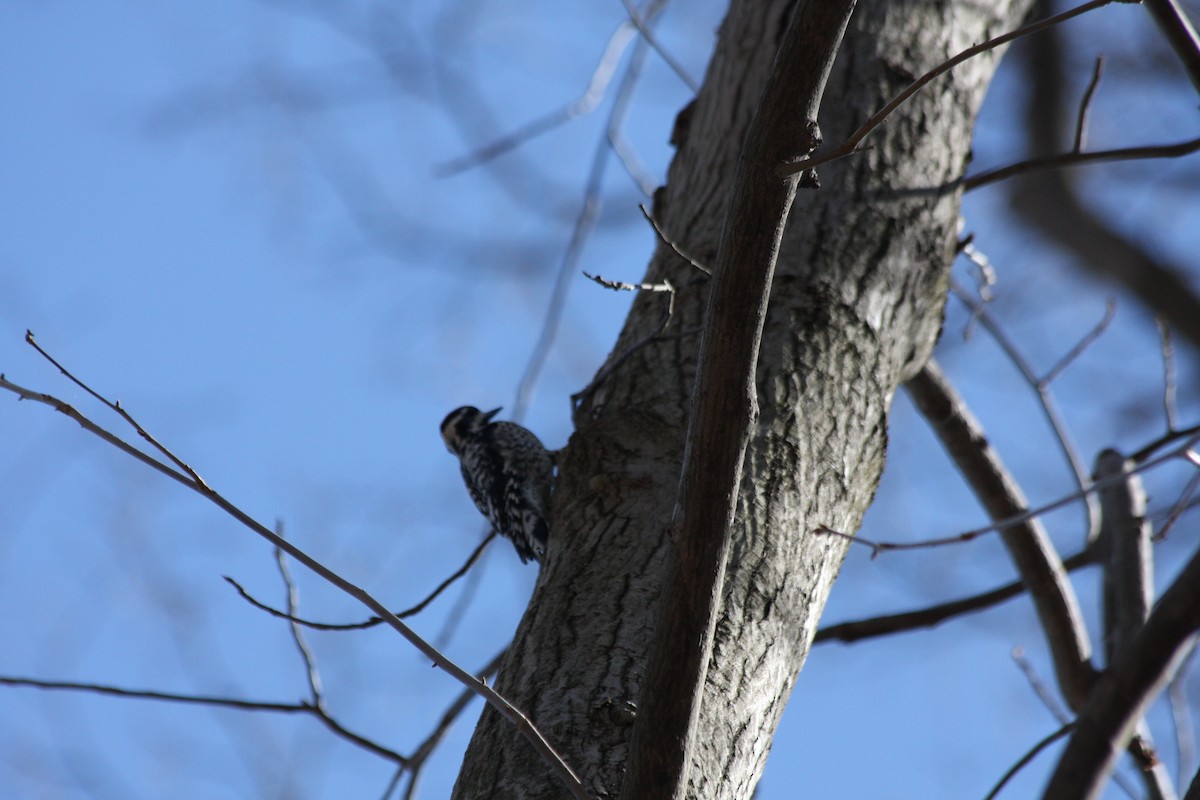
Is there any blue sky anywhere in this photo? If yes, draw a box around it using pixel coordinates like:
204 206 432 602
2 2 1198 799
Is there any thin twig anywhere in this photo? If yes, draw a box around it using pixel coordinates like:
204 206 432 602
638 203 711 275
959 233 996 304
1169 642 1198 787
0 675 407 763
1073 56 1105 153
24 330 209 488
0 366 589 799
607 0 690 197
0 675 310 713
1155 465 1200 543
224 531 497 632
1010 648 1153 799
778 0 1119 178
813 545 1097 645
950 282 1101 541
571 272 676 409
1042 298 1116 385
607 5 663 197
403 649 506 800
570 201 707 410
983 722 1076 800
1133 424 1200 464
512 9 664 422
411 649 504 765
434 542 488 649
812 430 1200 555
1158 318 1180 432
620 0 699 92
964 134 1200 191
909 360 1095 709
381 768 404 800
275 538 327 712
433 23 637 177
1013 646 1071 724
404 530 495 617
1043 533 1200 798
582 272 674 295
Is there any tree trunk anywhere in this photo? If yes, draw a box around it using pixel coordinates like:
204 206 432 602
451 0 1034 797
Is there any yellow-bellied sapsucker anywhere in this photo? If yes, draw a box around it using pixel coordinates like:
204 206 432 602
440 406 554 564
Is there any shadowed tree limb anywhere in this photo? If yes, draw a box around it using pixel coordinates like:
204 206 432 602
619 2 857 797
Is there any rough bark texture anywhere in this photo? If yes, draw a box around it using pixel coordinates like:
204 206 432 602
451 1 1033 798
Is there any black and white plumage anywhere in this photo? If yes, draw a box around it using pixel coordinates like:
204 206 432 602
440 406 554 564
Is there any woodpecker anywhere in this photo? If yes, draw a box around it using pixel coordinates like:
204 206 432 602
440 406 554 564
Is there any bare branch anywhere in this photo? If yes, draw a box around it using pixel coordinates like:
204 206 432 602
1156 466 1200 543
433 543 487 650
606 3 669 197
433 23 637 177
964 134 1200 191
950 282 1101 541
24 330 209 488
275 538 327 712
224 531 497 632
0 361 589 799
639 203 711 275
582 271 674 295
404 530 495 617
1042 299 1116 386
813 545 1096 645
1097 450 1153 661
815 433 1200 554
1158 319 1180 432
1013 647 1072 724
569 199 717 409
907 360 1097 709
1073 56 1105 153
622 2 856 796
779 0 1120 178
401 649 506 799
620 0 700 92
513 5 666 422
984 723 1076 800
0 675 407 764
1145 0 1200 96
571 272 679 409
1013 24 1200 352
1044 539 1200 799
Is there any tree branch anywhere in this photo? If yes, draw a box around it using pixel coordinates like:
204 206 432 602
813 546 1097 645
0 362 589 799
1013 23 1200 350
1145 0 1200 96
907 359 1097 709
1097 450 1153 660
963 134 1200 191
223 531 497 631
779 0 1120 177
619 2 856 797
0 675 407 764
1043 541 1200 799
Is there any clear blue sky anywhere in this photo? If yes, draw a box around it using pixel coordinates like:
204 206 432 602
1 2 1197 799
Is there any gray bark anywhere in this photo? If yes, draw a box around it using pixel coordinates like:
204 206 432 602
450 1 1034 798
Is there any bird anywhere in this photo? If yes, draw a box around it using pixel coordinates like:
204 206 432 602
440 406 554 563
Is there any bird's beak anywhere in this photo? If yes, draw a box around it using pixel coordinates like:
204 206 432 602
483 407 502 422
